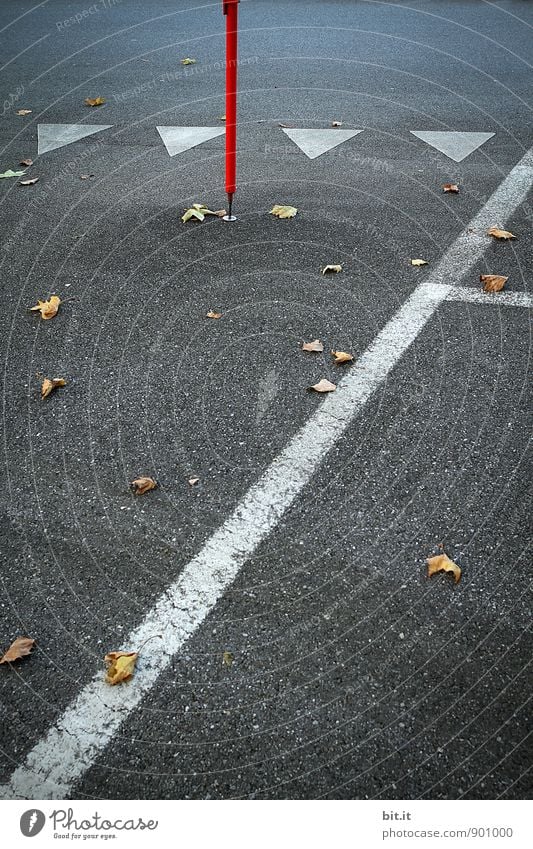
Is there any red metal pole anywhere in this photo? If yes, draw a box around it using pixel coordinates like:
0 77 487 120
223 0 239 220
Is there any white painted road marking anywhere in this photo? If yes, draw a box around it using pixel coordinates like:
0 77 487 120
444 285 533 309
1 147 531 801
281 127 364 159
37 124 112 155
410 131 495 162
156 125 225 157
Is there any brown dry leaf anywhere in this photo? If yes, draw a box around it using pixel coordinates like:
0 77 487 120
19 177 39 186
41 377 66 399
30 294 61 320
0 637 36 664
270 204 297 219
331 121 343 128
131 476 157 495
302 339 324 353
443 183 459 193
16 109 32 116
104 651 138 685
206 309 222 319
222 650 234 667
181 57 196 65
80 174 95 180
213 209 227 218
85 96 105 107
411 258 428 267
322 264 342 275
487 227 516 240
20 158 33 167
427 552 461 584
331 350 354 365
480 274 508 293
309 379 336 393
188 477 200 486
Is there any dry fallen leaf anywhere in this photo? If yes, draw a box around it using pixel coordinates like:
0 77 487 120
30 295 61 320
411 259 428 267
480 274 508 293
302 339 324 353
181 57 196 65
85 96 105 107
80 174 95 180
16 109 32 116
188 477 200 486
309 379 336 393
182 203 221 223
322 264 342 275
0 169 26 179
270 204 297 219
0 637 36 664
443 183 459 193
218 115 226 121
206 310 222 319
19 177 39 186
331 121 343 128
331 350 354 365
222 650 234 667
20 158 33 167
131 476 157 495
41 377 66 399
104 651 138 685
427 552 461 584
487 227 516 240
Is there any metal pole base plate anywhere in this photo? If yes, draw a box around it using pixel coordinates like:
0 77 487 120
223 214 237 222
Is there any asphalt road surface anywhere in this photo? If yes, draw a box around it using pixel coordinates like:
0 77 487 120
0 0 531 801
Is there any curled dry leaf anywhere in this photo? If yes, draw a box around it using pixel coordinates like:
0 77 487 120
427 552 461 584
270 204 297 219
41 377 66 399
206 310 222 319
20 158 33 167
302 339 324 353
181 57 196 65
30 295 61 320
331 350 354 365
0 636 36 664
222 650 234 667
80 174 95 180
84 96 105 107
19 177 39 186
309 379 336 393
480 274 508 293
131 476 157 495
443 183 459 193
322 264 342 275
411 258 428 267
188 477 200 486
0 169 26 179
16 109 32 116
219 115 226 121
331 121 343 128
182 203 220 223
487 227 516 240
104 651 138 685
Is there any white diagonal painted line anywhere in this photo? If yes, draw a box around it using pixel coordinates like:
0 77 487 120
1 147 532 801
444 285 533 309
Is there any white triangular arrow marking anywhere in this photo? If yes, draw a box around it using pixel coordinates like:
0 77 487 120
281 128 364 160
410 131 495 162
37 124 112 155
156 126 225 157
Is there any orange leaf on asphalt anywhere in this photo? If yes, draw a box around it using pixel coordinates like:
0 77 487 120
30 295 61 320
302 339 324 352
331 350 354 365
206 310 222 319
443 183 459 193
0 637 36 664
85 97 105 107
480 274 508 293
487 227 516 240
41 377 66 399
131 476 157 495
427 552 461 584
104 651 138 685
309 379 336 393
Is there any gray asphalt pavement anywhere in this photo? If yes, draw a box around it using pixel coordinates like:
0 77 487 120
0 0 531 800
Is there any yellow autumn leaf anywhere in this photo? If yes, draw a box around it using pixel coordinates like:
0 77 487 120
270 204 297 219
302 339 324 352
84 96 105 107
322 264 342 275
16 109 32 116
181 58 196 65
41 377 66 399
309 379 336 393
182 203 221 222
331 350 354 365
411 259 428 267
480 274 508 293
131 476 157 495
104 651 138 685
487 227 516 240
30 295 61 320
427 552 461 584
222 650 234 667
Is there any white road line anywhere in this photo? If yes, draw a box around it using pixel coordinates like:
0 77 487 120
2 147 532 800
444 285 533 309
